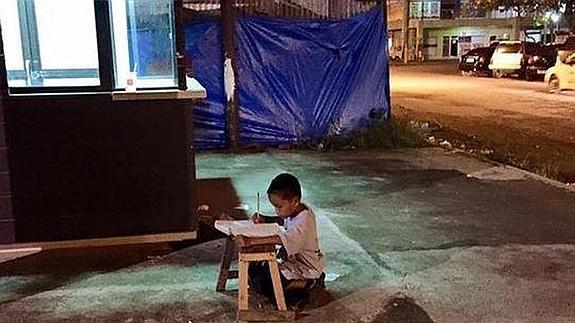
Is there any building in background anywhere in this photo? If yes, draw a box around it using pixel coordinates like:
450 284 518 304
387 0 533 60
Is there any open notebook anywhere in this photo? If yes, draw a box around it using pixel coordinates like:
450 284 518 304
214 220 284 237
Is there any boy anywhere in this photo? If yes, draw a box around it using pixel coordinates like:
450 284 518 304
234 173 325 306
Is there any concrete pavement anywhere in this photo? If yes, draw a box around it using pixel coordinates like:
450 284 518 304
0 148 573 322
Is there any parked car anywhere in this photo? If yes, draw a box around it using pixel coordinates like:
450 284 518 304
458 46 496 76
545 49 575 93
524 44 561 81
489 41 539 78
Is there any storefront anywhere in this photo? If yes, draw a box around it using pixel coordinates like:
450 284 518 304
0 0 205 246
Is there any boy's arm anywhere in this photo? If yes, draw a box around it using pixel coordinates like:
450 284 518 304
253 213 284 225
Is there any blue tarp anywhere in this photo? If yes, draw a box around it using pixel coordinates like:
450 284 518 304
236 8 389 144
185 8 389 148
184 21 227 149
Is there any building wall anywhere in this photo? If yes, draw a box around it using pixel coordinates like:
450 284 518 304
424 25 513 59
388 0 403 22
2 94 197 243
0 27 14 244
387 0 527 61
0 90 14 244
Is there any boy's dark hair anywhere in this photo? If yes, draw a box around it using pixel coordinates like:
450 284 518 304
267 173 301 200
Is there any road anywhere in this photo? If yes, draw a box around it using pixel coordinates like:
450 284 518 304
390 61 575 183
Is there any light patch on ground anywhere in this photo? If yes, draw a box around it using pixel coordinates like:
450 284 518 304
0 248 41 264
317 210 396 289
0 207 391 322
467 166 530 181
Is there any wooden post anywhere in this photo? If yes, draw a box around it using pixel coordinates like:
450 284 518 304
221 0 240 148
378 0 392 119
268 258 287 311
216 237 238 292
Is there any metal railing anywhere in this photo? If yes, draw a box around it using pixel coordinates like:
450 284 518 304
183 0 380 19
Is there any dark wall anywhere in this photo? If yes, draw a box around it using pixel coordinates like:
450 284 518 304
0 28 15 244
3 94 197 242
0 86 14 244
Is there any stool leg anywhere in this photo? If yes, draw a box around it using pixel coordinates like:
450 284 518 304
216 237 235 292
238 259 249 311
267 260 287 311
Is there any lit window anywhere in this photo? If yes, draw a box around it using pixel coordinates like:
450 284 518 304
0 0 100 87
111 0 178 89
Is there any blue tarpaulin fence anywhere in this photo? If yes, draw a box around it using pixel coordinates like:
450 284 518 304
184 21 228 149
185 8 389 149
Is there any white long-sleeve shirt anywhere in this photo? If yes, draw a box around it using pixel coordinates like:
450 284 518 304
278 207 325 280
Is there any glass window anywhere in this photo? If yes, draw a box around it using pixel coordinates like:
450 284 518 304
0 0 25 87
111 0 178 90
0 0 100 88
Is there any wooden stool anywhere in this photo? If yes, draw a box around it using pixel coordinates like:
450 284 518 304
216 237 238 292
217 237 295 322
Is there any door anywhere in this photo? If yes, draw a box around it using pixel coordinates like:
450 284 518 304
442 36 450 57
450 36 459 57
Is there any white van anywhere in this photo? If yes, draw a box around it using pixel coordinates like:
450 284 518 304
489 41 539 78
545 49 575 93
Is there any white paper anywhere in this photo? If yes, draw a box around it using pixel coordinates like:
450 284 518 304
214 220 284 237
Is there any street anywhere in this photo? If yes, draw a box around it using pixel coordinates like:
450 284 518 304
391 61 575 183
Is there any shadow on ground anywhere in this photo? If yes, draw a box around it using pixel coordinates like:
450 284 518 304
0 177 247 305
374 297 436 323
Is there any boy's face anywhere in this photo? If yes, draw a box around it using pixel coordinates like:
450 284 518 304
269 193 300 219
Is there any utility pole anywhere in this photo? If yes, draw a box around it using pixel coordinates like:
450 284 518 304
221 0 240 149
416 0 424 61
402 0 410 63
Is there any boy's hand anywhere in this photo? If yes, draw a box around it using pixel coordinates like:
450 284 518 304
252 212 264 224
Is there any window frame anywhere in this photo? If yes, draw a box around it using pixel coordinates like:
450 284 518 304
1 0 185 95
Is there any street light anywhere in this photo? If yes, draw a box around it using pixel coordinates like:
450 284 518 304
546 12 561 40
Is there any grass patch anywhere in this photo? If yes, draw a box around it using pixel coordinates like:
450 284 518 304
489 151 562 181
322 116 428 150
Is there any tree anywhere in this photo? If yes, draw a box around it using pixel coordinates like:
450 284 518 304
559 0 575 30
469 0 554 18
470 0 573 39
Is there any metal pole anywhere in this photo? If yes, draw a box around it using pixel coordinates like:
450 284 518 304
221 0 240 148
418 0 424 61
174 0 187 90
402 0 410 63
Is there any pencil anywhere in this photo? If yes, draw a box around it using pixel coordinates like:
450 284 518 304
256 192 260 216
